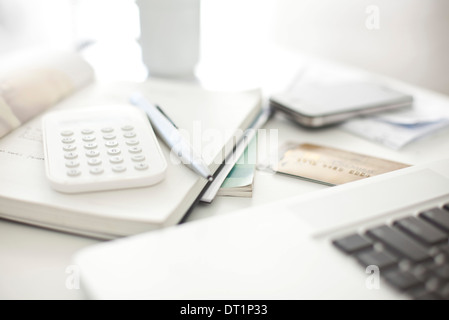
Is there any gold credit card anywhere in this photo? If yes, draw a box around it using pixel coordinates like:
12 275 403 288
274 143 410 186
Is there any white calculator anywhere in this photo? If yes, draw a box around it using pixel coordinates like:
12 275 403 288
42 105 167 194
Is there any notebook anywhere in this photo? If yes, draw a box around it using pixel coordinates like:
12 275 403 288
0 60 262 239
216 135 257 198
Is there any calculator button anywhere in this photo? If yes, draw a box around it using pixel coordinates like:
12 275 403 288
65 160 80 168
87 158 102 166
134 163 149 171
129 146 142 154
67 169 81 177
112 165 127 173
131 155 145 162
101 127 114 133
124 132 136 139
62 137 75 144
90 167 104 175
81 129 94 135
63 144 76 152
64 152 78 160
105 141 119 148
103 134 116 140
126 139 139 146
121 125 134 131
108 148 121 155
110 156 124 164
61 130 74 137
84 142 98 150
82 135 96 142
86 150 100 157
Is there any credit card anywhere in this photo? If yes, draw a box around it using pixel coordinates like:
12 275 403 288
274 143 410 186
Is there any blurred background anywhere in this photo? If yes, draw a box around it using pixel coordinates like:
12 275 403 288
0 0 448 94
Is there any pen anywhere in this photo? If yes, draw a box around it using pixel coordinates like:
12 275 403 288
130 92 214 182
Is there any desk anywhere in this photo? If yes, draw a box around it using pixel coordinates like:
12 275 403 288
2 108 449 299
1 46 449 299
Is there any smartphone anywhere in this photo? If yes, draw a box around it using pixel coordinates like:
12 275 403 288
270 82 413 128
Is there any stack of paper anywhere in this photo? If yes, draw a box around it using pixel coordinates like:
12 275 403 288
341 94 449 149
217 135 257 198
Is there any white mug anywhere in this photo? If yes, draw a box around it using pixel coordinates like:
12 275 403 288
136 0 200 78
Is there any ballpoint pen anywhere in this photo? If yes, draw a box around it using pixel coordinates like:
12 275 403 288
130 92 214 182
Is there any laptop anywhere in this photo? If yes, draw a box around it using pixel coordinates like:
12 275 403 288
74 157 449 300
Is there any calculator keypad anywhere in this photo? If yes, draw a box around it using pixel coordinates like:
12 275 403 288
60 126 149 178
42 106 167 194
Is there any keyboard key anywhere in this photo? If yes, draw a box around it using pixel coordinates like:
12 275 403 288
64 152 78 160
129 146 142 154
416 293 442 300
134 163 149 171
407 285 442 300
124 132 136 139
84 142 98 150
383 270 422 291
411 263 435 281
121 125 134 131
420 208 449 234
366 225 431 263
332 234 372 254
109 156 124 164
101 127 114 133
424 276 445 293
131 155 145 162
112 165 126 173
89 167 104 175
61 130 74 136
62 137 75 144
126 139 139 146
82 135 96 142
394 216 448 247
67 169 81 177
438 283 449 299
438 245 449 256
65 160 79 168
63 144 76 152
108 148 121 155
81 129 94 135
87 158 102 166
432 265 449 281
103 133 116 140
105 141 118 148
356 250 398 270
86 150 100 158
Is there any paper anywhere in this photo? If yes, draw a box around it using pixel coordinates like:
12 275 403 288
200 108 270 203
217 135 257 198
0 52 94 138
273 143 410 186
341 95 449 149
341 117 449 150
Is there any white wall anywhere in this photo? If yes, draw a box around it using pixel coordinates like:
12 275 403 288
274 0 449 95
1 0 447 95
0 0 74 52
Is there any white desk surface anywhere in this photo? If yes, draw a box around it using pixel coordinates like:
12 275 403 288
2 47 449 299
2 109 449 299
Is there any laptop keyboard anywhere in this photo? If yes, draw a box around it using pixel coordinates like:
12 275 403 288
333 204 449 300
